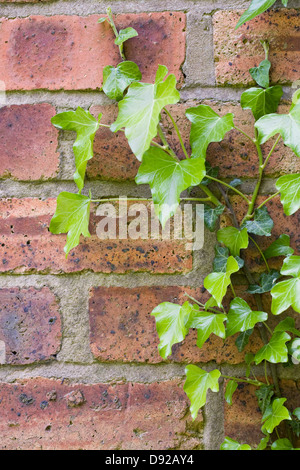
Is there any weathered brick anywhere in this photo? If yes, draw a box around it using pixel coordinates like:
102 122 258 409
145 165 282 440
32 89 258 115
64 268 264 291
0 287 61 365
213 9 300 86
0 198 193 274
0 13 185 91
224 379 300 448
221 195 300 272
89 286 263 364
0 377 203 450
0 104 59 181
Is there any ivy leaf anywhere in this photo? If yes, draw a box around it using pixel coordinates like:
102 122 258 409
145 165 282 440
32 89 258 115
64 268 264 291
255 102 300 158
151 301 190 359
204 256 240 307
282 0 289 6
235 329 253 352
213 246 244 273
184 366 221 420
242 206 273 236
217 226 249 257
204 204 225 232
49 192 91 257
188 309 227 348
51 107 100 192
102 61 142 101
186 105 234 159
276 174 300 216
271 439 299 451
245 353 255 377
135 147 206 227
229 178 242 188
264 234 294 259
262 398 291 434
256 432 270 450
255 384 275 414
241 86 283 121
271 255 300 315
254 332 291 364
225 380 238 406
115 27 138 46
220 437 251 450
274 317 300 336
226 297 268 337
235 0 276 29
288 338 300 362
249 59 271 89
111 65 180 161
247 270 280 294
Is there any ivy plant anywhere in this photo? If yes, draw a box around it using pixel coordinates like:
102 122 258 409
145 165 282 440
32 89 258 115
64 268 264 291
236 0 289 29
49 9 300 450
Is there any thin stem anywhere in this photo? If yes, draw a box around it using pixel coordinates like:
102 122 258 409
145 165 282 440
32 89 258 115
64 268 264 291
106 7 126 60
205 175 251 204
234 125 256 145
91 196 212 204
264 361 270 386
248 234 270 272
255 192 280 212
199 184 221 207
262 135 281 170
157 124 179 160
221 375 265 387
230 282 236 297
263 321 273 336
163 107 190 159
183 293 222 314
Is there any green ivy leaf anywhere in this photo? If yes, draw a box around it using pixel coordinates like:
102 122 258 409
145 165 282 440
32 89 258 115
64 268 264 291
217 226 249 257
51 107 100 192
184 366 221 420
289 338 300 362
264 234 294 259
281 0 289 6
49 192 91 257
186 105 234 159
256 432 270 450
254 332 291 364
204 256 240 307
225 380 238 406
151 301 190 359
255 102 300 158
115 27 138 46
276 174 300 216
235 329 253 353
271 255 300 315
220 437 251 450
111 65 180 161
188 308 227 348
262 398 291 434
255 384 275 414
249 59 271 89
241 86 283 121
135 147 206 227
247 270 280 294
102 61 142 101
226 297 268 337
213 246 244 273
235 0 276 29
204 204 225 232
242 206 273 237
271 438 299 451
274 317 300 336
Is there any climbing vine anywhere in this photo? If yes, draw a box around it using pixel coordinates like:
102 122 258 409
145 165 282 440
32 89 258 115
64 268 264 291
49 6 300 450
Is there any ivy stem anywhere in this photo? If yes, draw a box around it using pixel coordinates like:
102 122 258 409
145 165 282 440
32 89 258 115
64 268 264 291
221 375 265 387
264 361 270 386
163 107 190 159
254 191 280 212
199 184 221 207
261 135 281 171
230 282 236 297
106 7 126 61
234 125 256 145
157 124 179 160
91 196 212 204
183 293 221 314
205 175 251 204
248 234 270 272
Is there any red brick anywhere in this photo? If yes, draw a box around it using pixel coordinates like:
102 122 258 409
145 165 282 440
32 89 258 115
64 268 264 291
0 198 192 274
0 377 203 450
0 287 61 365
213 9 300 86
0 104 59 181
224 379 300 448
0 13 185 91
89 286 263 364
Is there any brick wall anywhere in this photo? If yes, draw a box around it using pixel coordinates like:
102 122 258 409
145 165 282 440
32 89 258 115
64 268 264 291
0 0 299 450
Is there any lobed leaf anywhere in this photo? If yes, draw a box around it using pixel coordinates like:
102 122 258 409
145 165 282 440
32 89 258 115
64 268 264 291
276 174 300 216
241 86 283 121
264 234 294 259
242 206 273 236
102 61 142 101
184 366 221 420
204 256 240 307
226 297 268 337
217 226 249 257
254 331 291 364
262 398 291 434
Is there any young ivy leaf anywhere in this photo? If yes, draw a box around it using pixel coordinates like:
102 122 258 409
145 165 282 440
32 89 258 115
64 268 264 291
255 102 300 158
255 384 275 414
271 255 300 315
242 206 273 236
225 380 238 406
135 147 206 227
49 192 91 258
241 86 283 121
213 245 244 273
151 301 190 359
184 366 221 420
235 329 253 353
262 398 291 434
204 256 240 307
186 105 234 159
276 174 300 216
249 59 271 89
51 107 100 192
264 234 294 259
111 65 180 161
235 0 276 29
188 308 227 348
271 439 299 451
217 226 249 257
114 27 138 46
254 331 291 364
274 317 300 337
102 61 142 101
247 270 280 294
226 297 268 337
203 204 225 232
220 437 251 451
